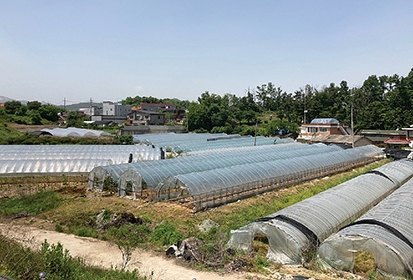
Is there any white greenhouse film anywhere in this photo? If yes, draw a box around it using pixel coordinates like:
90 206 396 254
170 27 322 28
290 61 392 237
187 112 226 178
318 167 413 278
228 159 413 265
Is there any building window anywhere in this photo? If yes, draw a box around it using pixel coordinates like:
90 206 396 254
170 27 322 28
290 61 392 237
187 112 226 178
308 127 318 133
158 116 160 119
320 128 328 132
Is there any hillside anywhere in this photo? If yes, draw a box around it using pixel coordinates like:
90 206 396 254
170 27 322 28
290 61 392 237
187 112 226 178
59 102 102 111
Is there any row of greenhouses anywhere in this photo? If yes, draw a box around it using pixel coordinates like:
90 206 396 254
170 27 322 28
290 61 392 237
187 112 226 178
40 127 112 137
88 144 384 210
228 159 413 278
133 132 292 154
0 145 161 175
0 133 284 176
89 142 329 195
318 174 413 278
161 145 384 211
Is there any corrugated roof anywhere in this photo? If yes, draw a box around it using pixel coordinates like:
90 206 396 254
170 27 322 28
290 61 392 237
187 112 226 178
310 118 340 124
359 129 405 135
310 135 370 144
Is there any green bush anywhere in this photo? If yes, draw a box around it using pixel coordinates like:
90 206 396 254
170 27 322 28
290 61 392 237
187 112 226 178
41 240 80 278
107 224 151 246
150 222 183 246
0 236 146 280
0 234 43 279
0 190 62 216
74 226 99 238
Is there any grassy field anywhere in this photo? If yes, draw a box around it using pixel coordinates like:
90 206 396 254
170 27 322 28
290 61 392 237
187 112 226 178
0 158 393 279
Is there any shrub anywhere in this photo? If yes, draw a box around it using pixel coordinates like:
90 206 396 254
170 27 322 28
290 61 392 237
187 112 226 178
0 190 62 216
150 222 183 246
41 240 80 278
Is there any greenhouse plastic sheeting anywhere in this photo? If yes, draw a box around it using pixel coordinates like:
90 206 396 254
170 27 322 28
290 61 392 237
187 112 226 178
227 158 413 265
186 141 302 157
41 127 112 137
133 132 282 153
162 145 383 196
88 142 341 192
318 165 413 278
0 145 161 175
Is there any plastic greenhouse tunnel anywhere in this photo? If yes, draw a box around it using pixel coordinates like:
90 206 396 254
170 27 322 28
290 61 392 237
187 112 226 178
227 159 413 265
318 166 413 278
0 145 161 175
156 145 384 211
88 143 342 196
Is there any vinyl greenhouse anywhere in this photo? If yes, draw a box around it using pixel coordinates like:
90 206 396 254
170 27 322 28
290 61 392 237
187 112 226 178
318 172 413 278
88 142 335 195
228 159 413 265
133 133 291 154
0 145 161 175
88 144 384 211
40 127 112 137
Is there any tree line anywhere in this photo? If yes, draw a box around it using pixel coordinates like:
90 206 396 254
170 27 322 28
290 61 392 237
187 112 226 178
3 68 413 137
122 68 413 135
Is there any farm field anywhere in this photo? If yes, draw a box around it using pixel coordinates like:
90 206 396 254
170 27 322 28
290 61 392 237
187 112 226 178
0 159 392 279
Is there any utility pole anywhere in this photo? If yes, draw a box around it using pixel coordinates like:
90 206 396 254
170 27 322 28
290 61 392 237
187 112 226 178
351 102 354 148
303 91 307 124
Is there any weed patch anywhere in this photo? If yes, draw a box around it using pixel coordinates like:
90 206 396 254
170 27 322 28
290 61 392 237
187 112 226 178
0 190 62 216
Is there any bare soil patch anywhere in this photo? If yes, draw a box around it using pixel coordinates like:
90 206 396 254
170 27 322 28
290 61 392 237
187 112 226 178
7 123 58 132
0 223 360 280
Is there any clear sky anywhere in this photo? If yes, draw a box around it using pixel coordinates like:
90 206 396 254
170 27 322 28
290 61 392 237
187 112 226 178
1 1 413 106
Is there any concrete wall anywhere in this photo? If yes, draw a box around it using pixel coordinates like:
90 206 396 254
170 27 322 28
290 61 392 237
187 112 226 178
120 125 185 135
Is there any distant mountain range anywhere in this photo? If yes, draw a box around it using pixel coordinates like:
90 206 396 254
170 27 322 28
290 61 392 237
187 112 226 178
0 96 15 103
61 102 102 111
0 96 102 110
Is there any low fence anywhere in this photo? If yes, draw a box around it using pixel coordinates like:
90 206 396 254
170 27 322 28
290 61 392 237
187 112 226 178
0 175 88 198
120 125 184 135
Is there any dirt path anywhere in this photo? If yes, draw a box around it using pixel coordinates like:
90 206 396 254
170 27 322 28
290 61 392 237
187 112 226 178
1 223 361 280
0 223 251 280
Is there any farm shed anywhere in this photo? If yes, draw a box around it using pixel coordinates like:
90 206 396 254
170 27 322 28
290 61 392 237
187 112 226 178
0 145 161 175
88 142 341 196
227 158 413 265
318 169 413 278
157 145 384 212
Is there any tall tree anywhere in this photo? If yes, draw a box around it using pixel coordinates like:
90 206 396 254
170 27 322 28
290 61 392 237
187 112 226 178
38 104 61 122
4 101 22 115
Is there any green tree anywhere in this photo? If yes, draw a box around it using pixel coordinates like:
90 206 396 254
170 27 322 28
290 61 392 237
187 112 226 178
187 92 234 132
107 224 150 270
4 101 22 114
15 105 28 116
29 111 43 125
256 82 284 114
38 104 61 122
66 111 83 127
27 101 42 111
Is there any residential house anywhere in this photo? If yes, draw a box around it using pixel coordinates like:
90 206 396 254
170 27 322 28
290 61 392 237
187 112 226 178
138 102 185 123
358 129 406 146
128 110 165 126
139 102 176 112
382 125 413 148
308 135 373 148
297 118 352 141
102 101 131 116
79 106 101 116
91 101 132 125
